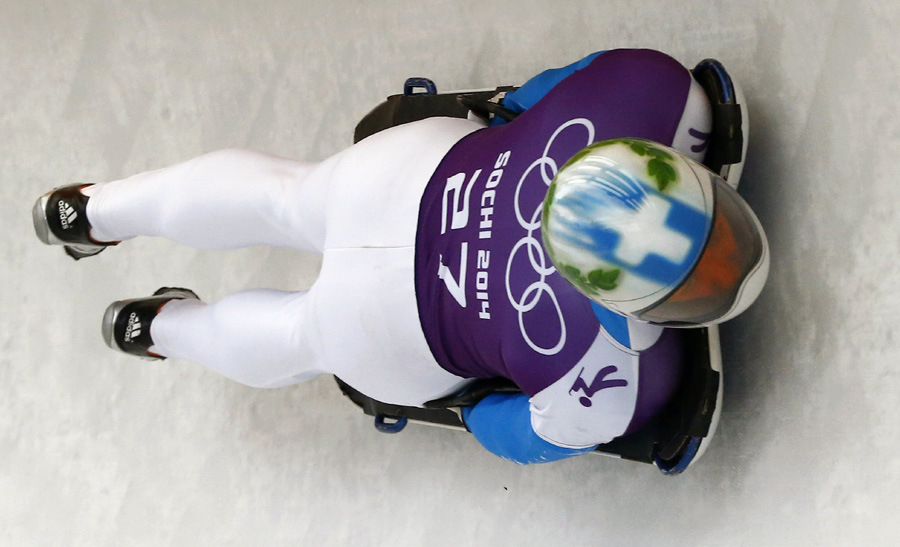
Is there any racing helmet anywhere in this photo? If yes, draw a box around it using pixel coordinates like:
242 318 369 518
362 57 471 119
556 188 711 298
542 138 769 326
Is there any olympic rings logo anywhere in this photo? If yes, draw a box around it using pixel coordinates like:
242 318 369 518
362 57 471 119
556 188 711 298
504 119 595 356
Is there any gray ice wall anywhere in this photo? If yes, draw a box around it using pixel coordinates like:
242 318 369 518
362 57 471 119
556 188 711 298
2 0 900 545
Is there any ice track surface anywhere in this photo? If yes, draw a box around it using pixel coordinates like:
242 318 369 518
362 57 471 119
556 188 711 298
2 1 900 545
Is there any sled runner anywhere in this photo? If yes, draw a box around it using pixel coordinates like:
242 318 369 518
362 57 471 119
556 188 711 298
337 57 746 475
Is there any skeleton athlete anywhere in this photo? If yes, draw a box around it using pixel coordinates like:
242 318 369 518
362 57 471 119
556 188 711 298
33 49 767 464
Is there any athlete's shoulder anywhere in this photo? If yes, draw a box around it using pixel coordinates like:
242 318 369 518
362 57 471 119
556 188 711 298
526 305 681 447
528 330 641 447
591 303 664 351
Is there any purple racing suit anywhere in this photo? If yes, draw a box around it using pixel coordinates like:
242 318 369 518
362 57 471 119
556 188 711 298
414 49 711 461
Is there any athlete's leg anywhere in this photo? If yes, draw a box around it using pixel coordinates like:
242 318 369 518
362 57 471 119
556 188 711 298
85 149 331 253
100 118 480 398
84 117 480 253
318 117 483 249
148 288 323 388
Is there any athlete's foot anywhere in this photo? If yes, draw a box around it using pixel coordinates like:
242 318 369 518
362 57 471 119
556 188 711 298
102 287 200 360
32 183 118 260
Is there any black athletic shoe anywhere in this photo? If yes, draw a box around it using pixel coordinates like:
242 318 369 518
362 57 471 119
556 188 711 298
32 183 118 260
102 287 200 360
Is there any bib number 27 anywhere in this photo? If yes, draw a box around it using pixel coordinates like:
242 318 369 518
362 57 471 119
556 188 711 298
438 170 481 308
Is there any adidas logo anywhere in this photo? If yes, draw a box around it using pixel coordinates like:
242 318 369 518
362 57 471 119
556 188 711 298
57 200 78 230
124 312 142 342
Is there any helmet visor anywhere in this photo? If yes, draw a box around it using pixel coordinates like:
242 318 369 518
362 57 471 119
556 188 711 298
636 177 764 326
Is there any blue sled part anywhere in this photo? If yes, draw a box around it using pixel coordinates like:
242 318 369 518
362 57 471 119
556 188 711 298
655 436 702 475
374 414 408 433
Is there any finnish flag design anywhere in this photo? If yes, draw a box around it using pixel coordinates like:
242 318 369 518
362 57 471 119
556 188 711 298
550 160 710 290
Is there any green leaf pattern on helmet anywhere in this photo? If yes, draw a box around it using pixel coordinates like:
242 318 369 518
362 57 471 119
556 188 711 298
542 138 681 296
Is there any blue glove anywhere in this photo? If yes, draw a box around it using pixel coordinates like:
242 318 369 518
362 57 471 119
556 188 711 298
462 392 598 464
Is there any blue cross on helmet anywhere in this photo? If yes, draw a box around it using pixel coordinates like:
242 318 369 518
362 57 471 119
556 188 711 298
542 138 769 326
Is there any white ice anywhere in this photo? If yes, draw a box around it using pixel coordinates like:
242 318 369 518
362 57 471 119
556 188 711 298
2 1 899 545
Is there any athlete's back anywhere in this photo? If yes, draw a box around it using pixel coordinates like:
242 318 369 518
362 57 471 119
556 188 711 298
415 49 713 454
